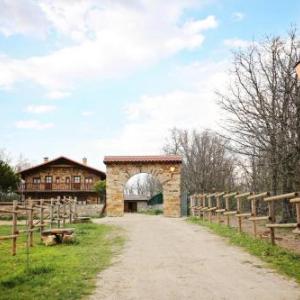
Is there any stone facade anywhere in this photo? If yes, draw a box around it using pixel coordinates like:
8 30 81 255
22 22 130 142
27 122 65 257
105 162 181 217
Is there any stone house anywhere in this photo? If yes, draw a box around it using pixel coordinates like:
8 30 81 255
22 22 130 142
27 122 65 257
18 156 106 204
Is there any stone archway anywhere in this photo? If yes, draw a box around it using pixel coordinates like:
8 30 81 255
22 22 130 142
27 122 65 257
103 155 182 217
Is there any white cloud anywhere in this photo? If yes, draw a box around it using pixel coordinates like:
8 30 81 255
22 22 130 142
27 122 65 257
82 111 94 117
93 59 229 158
232 12 245 22
224 38 252 49
15 120 54 130
0 1 218 97
46 90 71 99
0 0 49 37
26 105 56 114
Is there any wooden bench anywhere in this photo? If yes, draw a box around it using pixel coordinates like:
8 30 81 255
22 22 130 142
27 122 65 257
42 228 75 244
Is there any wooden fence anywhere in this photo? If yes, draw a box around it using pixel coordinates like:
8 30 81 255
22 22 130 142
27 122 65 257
190 192 300 245
0 196 78 255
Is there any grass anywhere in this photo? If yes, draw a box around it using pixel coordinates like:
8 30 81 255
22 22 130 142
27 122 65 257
187 217 300 283
0 222 125 300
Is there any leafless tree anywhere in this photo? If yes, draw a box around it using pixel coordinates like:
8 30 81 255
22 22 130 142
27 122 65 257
217 28 300 220
163 128 237 194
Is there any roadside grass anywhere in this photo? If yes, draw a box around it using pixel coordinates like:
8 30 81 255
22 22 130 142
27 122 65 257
187 217 300 283
0 223 124 300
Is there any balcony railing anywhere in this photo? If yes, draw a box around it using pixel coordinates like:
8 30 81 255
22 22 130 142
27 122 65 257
19 182 95 192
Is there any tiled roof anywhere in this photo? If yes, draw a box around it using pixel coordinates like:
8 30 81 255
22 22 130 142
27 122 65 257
18 156 106 178
103 155 182 164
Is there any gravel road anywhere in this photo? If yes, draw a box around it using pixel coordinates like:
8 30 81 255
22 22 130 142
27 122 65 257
91 214 300 300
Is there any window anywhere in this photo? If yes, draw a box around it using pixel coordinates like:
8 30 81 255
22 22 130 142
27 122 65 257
45 176 52 183
65 177 70 183
56 177 60 183
85 177 93 184
33 177 41 184
73 176 81 183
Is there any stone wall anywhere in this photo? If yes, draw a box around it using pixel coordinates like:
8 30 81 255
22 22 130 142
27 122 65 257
106 162 181 217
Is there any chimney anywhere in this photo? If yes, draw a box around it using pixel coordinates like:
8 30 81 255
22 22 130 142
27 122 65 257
44 157 49 163
82 157 87 165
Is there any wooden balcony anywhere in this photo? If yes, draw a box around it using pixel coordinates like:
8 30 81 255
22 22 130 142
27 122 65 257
19 182 95 192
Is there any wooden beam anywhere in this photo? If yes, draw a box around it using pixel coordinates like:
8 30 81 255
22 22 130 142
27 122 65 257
0 234 18 240
236 192 252 199
248 216 269 221
264 192 298 202
266 223 297 228
248 192 270 200
223 192 237 198
290 198 300 203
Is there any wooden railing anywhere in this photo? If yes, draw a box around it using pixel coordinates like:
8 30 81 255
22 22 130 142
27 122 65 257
19 182 95 192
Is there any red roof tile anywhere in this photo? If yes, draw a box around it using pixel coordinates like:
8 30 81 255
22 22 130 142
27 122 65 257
103 155 182 164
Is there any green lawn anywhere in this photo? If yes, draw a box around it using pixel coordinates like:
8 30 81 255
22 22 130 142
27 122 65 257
0 222 124 300
187 217 300 283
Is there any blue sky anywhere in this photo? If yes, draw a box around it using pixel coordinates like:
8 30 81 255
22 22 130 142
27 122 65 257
0 0 299 169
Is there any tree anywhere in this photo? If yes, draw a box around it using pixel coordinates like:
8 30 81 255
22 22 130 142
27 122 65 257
218 28 300 196
163 128 237 194
94 180 106 203
0 160 20 192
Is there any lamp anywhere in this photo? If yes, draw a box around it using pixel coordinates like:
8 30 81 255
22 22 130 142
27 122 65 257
170 166 176 173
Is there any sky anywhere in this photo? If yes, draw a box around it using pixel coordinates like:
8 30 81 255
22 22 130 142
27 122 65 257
0 0 299 170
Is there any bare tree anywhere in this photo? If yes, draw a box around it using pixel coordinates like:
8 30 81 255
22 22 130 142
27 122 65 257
163 128 237 194
217 28 300 221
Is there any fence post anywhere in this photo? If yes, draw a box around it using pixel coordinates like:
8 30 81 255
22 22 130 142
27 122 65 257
74 197 78 218
208 195 212 223
68 197 72 224
28 199 34 247
40 199 44 240
12 200 18 256
225 197 230 226
268 201 276 245
50 198 54 229
57 196 61 228
251 199 257 237
237 197 242 233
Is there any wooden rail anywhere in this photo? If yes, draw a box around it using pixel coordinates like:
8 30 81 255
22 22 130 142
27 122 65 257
190 191 300 246
0 196 78 255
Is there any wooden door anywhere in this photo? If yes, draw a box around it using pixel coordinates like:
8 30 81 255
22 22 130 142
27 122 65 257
45 176 52 190
124 201 129 212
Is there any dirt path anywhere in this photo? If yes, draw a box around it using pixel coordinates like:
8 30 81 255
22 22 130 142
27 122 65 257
91 214 300 300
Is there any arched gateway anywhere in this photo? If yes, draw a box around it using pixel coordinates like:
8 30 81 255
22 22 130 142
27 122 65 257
104 155 182 217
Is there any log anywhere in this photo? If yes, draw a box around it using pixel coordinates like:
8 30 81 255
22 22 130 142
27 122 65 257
16 205 35 210
290 198 300 203
18 228 39 233
266 223 297 228
207 207 217 211
223 211 237 216
224 192 237 198
0 234 19 240
248 192 270 200
0 209 19 214
248 216 269 221
236 192 252 199
215 209 226 213
264 192 298 202
235 213 251 218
